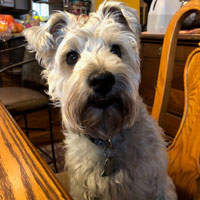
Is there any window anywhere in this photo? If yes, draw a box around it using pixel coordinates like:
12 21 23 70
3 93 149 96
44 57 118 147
32 2 49 19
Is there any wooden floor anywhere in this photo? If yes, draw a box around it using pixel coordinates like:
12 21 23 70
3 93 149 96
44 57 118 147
14 107 64 145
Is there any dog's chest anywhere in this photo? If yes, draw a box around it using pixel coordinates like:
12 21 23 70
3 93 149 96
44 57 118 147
65 133 135 200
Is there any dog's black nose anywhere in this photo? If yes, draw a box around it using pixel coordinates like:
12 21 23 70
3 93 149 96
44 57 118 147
88 71 115 95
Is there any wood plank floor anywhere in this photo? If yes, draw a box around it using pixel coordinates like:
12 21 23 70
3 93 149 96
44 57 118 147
14 107 64 145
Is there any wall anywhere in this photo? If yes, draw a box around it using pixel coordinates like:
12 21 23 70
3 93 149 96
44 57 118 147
96 0 139 11
91 0 96 12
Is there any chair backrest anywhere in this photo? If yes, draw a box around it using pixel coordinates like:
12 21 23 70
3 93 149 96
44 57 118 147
151 0 200 199
0 41 45 92
22 50 46 92
168 45 200 200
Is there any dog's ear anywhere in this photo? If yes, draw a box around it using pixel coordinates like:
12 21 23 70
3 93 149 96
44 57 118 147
97 1 141 38
23 12 72 54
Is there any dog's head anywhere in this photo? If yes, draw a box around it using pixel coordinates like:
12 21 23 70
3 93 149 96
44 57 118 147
24 1 141 140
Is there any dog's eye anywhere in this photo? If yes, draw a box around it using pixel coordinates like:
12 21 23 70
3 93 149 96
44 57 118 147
110 45 121 58
66 51 80 66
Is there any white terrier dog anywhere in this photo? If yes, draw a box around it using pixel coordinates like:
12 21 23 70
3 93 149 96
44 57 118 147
24 1 177 199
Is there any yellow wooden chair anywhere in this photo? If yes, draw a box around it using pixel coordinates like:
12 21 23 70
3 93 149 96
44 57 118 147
151 0 200 199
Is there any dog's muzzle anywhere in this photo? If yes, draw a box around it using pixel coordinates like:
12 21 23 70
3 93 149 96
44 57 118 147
88 71 115 95
88 71 116 108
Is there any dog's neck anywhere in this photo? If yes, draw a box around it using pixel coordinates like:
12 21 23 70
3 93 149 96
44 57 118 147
86 134 123 177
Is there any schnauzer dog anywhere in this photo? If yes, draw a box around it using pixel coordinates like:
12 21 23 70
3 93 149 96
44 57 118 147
24 1 177 199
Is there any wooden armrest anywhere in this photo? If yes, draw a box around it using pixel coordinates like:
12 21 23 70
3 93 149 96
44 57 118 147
0 102 72 199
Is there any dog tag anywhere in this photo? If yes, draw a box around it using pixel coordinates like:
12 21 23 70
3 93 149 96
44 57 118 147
101 157 115 177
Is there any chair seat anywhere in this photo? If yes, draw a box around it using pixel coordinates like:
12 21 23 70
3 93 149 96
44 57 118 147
0 87 48 115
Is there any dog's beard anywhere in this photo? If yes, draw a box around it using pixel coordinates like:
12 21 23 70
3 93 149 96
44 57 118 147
63 77 138 140
81 96 124 140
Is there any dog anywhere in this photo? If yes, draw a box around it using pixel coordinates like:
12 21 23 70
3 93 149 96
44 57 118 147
24 1 177 199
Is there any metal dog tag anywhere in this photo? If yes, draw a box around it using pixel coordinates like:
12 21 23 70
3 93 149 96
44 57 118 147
101 157 116 177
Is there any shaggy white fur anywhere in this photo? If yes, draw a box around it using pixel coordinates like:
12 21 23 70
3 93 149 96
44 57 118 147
24 1 177 199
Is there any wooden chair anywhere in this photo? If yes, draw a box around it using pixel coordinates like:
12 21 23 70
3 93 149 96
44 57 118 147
151 0 200 199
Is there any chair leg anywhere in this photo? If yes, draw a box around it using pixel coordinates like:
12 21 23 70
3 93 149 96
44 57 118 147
48 104 58 173
24 114 29 138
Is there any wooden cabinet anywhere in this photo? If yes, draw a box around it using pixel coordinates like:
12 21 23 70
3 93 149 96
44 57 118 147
15 0 31 11
0 0 14 7
139 33 200 138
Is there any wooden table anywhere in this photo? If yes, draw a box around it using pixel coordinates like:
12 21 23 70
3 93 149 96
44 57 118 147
0 102 71 200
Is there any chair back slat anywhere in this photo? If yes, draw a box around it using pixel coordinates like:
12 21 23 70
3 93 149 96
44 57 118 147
168 47 200 200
